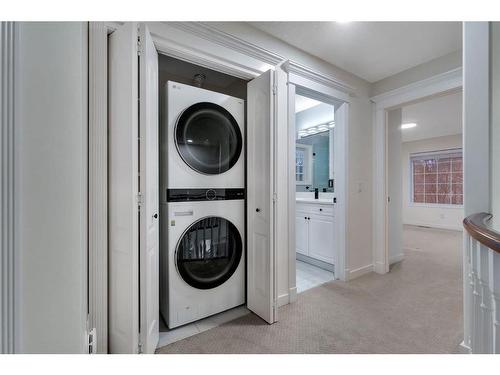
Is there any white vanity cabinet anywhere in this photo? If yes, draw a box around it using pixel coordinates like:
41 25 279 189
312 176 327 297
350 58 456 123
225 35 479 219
295 202 335 265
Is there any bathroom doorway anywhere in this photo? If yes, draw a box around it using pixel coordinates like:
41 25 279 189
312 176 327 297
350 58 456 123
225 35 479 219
284 81 349 302
294 94 336 292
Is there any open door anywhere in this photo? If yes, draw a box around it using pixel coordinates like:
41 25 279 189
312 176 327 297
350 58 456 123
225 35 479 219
109 22 140 354
247 66 286 324
138 24 160 354
109 22 159 354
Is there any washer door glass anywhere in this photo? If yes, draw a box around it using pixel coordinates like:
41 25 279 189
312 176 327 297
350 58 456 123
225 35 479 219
176 217 242 289
175 102 243 175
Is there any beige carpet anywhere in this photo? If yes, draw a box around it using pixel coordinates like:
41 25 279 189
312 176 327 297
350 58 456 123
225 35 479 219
157 225 463 354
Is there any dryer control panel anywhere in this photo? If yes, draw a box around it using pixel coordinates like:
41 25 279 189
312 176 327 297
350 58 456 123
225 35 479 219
166 188 245 202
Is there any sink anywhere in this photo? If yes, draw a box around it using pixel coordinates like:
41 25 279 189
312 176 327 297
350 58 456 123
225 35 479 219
296 197 334 205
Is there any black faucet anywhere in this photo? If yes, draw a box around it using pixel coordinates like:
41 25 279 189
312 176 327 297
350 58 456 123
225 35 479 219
314 188 319 199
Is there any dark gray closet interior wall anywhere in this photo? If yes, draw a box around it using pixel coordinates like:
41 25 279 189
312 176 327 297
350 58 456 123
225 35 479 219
158 54 248 101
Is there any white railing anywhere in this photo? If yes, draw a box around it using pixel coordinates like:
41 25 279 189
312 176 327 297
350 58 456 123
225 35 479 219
463 213 500 353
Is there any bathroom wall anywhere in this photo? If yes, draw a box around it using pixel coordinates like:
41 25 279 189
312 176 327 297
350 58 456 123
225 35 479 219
295 102 335 136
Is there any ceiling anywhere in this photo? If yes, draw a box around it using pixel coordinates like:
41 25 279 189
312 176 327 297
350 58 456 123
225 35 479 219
250 22 462 82
295 94 322 113
401 90 462 143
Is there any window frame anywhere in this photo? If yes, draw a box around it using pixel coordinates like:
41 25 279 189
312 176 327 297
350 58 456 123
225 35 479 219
408 148 463 209
295 143 313 186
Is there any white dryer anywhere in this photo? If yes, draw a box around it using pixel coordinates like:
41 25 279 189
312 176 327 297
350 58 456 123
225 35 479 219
164 81 245 189
160 188 245 329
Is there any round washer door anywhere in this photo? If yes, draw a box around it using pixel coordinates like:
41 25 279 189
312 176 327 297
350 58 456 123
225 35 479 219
176 216 243 290
175 102 243 175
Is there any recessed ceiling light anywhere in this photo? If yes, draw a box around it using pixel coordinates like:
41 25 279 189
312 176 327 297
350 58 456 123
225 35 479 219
401 123 417 129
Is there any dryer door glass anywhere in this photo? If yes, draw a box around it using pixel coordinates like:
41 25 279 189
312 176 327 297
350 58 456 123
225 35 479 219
176 216 243 289
175 102 243 175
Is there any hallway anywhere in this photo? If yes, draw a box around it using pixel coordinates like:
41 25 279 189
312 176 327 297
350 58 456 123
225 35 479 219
157 226 463 353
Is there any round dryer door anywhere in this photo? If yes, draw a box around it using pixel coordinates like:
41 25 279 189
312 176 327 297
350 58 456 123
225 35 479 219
175 102 242 175
176 216 243 289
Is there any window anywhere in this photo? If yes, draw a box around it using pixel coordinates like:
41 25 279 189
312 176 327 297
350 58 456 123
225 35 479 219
410 149 463 206
296 144 312 185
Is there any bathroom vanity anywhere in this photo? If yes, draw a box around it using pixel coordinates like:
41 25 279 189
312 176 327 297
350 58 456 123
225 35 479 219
295 193 335 270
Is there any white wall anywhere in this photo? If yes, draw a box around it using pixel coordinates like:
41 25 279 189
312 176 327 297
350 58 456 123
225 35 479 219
208 22 375 286
491 23 500 221
14 22 88 353
345 96 373 277
371 50 462 97
402 135 464 231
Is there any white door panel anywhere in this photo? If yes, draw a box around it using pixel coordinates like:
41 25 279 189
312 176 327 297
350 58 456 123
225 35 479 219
108 22 140 354
109 22 159 354
139 23 159 354
247 69 276 324
295 214 308 256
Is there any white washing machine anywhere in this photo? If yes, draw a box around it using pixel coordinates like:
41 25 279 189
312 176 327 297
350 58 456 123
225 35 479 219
164 81 245 190
160 189 245 329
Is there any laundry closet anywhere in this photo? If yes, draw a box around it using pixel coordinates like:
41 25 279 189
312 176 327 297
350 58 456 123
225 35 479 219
106 22 349 354
157 55 248 330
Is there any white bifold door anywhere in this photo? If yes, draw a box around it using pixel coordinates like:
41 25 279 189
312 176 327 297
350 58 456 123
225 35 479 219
247 65 287 324
109 22 159 354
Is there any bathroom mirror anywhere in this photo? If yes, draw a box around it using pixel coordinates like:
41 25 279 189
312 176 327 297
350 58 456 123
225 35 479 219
295 94 335 192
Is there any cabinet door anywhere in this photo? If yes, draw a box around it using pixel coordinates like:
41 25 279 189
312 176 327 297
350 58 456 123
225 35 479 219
295 213 308 256
308 214 335 264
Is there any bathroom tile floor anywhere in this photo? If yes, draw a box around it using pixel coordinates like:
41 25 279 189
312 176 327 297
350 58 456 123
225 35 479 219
296 260 335 293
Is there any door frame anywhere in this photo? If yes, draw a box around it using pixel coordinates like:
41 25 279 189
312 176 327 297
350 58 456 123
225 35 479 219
0 21 15 354
90 21 356 352
286 78 350 286
370 67 463 274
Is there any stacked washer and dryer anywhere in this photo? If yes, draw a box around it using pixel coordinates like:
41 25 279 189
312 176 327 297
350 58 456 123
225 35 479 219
160 81 246 329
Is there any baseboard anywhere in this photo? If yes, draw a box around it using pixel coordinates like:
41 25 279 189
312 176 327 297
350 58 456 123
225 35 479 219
373 261 386 274
277 293 289 307
404 222 462 232
345 264 373 281
458 341 472 354
389 253 404 265
288 286 297 303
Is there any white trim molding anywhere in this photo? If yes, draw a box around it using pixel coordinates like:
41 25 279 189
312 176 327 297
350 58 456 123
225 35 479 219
370 69 463 275
462 22 492 354
0 21 15 354
88 21 109 354
371 67 462 109
345 264 374 281
149 22 356 96
171 22 283 66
